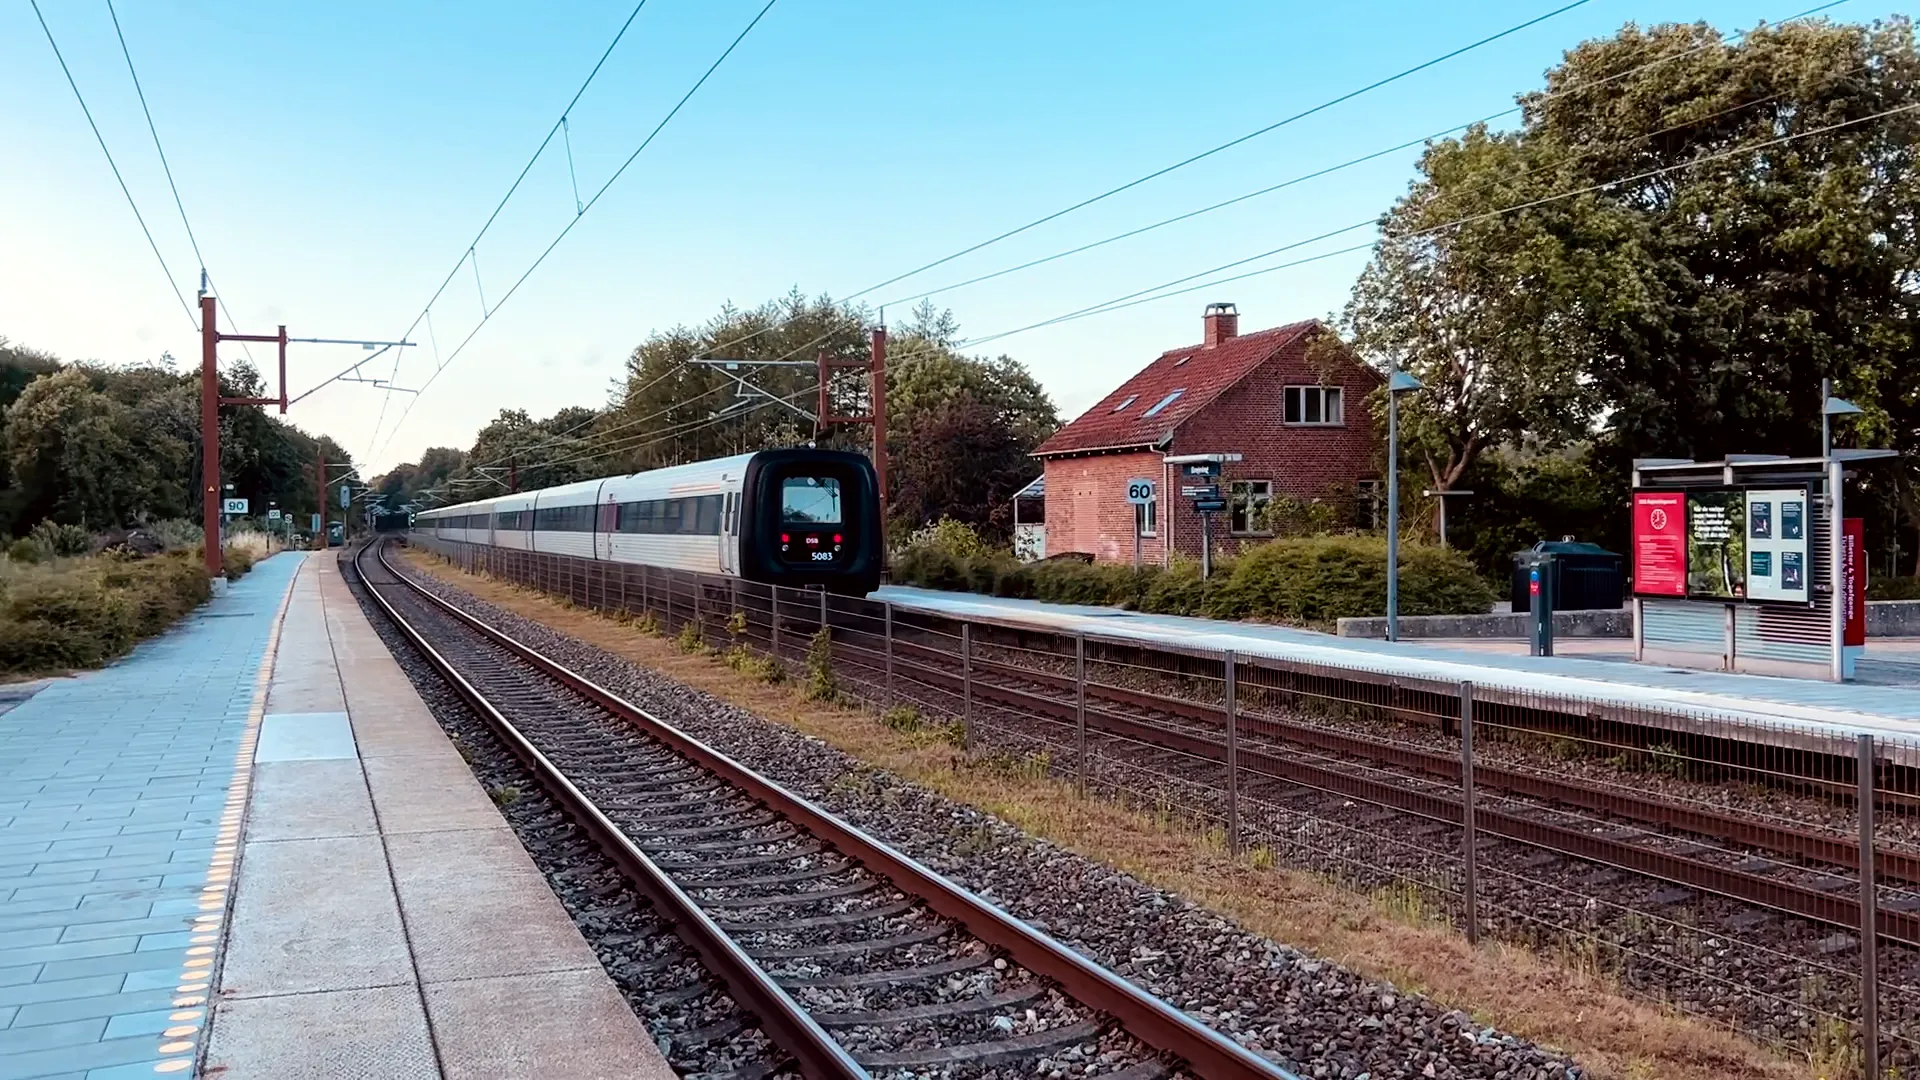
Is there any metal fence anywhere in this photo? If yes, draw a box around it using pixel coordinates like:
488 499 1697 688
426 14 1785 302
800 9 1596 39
412 538 1917 1077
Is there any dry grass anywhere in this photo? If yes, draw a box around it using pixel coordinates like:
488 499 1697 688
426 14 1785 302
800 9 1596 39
404 550 1816 1080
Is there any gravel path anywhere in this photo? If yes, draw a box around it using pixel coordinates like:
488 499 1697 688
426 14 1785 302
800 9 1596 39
388 554 1583 1080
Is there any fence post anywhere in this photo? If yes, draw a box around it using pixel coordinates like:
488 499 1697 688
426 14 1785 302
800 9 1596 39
883 602 895 710
961 623 973 751
1860 732 1881 1080
1461 681 1479 945
641 564 650 619
619 563 627 614
693 574 702 632
1075 633 1087 797
1225 649 1240 857
771 586 781 661
819 588 828 633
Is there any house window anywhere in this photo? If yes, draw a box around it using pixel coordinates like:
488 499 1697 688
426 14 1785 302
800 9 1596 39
1142 388 1186 417
1136 496 1157 538
1284 385 1343 425
1112 394 1138 412
1230 480 1272 536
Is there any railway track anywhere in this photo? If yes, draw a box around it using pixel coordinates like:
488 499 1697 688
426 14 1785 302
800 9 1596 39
355 539 1298 1080
798 623 1920 949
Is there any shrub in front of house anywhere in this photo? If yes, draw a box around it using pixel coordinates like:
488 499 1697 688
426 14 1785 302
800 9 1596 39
890 528 1494 625
1209 535 1494 623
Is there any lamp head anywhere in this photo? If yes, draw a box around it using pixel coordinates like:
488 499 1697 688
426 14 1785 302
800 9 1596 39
1387 371 1422 394
1824 396 1863 417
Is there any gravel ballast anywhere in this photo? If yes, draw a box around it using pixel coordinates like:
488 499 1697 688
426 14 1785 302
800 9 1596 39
383 554 1584 1080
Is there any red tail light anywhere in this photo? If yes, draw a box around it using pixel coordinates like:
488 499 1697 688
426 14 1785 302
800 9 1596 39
833 533 843 544
780 533 790 543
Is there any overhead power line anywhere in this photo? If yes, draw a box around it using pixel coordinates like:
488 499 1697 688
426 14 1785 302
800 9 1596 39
368 0 783 464
355 0 655 456
845 0 1596 303
960 98 1920 349
689 0 1850 377
420 0 1603 461
31 0 196 331
104 0 259 364
877 0 1856 311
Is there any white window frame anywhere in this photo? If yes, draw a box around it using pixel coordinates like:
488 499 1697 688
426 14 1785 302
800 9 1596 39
1135 497 1157 538
1229 479 1273 536
1284 385 1344 426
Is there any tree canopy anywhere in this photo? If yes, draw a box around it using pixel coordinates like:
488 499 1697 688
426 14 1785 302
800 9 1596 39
376 295 1059 541
1345 15 1920 564
0 340 353 537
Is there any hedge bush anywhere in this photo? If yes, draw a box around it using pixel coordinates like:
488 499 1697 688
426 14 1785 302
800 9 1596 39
891 524 1495 626
0 551 212 674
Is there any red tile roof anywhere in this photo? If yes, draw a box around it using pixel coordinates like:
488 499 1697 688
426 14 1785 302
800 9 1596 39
1034 319 1319 457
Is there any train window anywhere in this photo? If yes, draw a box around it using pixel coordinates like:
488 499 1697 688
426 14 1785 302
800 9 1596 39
782 477 842 524
694 495 722 535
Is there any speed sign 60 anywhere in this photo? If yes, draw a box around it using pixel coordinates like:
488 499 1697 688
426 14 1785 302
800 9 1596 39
1125 478 1156 506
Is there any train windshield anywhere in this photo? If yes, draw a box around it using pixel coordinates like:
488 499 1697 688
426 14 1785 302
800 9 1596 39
781 476 842 524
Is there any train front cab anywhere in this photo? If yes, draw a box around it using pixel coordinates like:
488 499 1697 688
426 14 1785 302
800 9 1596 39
738 448 880 595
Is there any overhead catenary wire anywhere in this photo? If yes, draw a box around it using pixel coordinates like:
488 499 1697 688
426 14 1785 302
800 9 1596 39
877 0 1856 311
403 0 1861 487
369 0 783 465
350 0 654 455
958 97 1920 349
456 336 959 485
31 0 196 332
104 0 259 366
844 0 1596 303
513 0 1605 410
646 0 1826 400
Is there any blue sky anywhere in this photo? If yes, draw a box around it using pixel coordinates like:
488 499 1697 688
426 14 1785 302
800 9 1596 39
2 0 1904 471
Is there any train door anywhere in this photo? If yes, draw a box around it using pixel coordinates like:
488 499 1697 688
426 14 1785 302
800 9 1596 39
598 488 618 561
720 490 739 575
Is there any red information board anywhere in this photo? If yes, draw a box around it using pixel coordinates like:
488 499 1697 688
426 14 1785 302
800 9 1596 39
1845 518 1866 646
1632 490 1688 597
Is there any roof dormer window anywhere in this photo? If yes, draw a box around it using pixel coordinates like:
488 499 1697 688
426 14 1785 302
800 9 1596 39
1112 394 1139 412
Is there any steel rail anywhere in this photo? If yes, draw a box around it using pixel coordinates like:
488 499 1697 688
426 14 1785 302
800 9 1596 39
875 636 1920 948
946 645 1920 886
353 543 869 1080
368 542 1300 1080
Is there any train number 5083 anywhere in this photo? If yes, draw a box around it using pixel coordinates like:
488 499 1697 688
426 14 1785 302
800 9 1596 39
810 552 835 562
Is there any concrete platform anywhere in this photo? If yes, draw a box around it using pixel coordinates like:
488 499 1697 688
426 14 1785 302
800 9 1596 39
202 552 672 1079
878 585 1920 747
0 550 671 1080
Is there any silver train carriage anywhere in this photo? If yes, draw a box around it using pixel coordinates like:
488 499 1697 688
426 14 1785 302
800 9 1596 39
411 448 881 594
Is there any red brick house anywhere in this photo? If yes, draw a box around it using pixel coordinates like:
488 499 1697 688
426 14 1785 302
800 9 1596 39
1032 304 1380 564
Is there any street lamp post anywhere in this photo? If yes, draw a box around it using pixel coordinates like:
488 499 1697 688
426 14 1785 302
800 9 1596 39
1385 367 1423 642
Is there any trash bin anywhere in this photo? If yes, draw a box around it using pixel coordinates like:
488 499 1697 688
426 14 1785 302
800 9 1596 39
1509 541 1625 612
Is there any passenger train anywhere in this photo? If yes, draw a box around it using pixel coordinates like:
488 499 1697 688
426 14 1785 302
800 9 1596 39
411 448 882 594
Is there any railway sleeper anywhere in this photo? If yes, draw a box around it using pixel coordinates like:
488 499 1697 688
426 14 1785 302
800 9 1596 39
854 1019 1105 1070
718 899 918 932
745 923 953 961
812 983 1048 1028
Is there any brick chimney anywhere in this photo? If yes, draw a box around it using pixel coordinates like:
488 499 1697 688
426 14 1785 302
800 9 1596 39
1203 302 1239 347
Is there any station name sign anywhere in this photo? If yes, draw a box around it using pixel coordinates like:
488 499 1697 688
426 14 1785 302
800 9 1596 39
1631 486 1811 605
